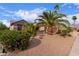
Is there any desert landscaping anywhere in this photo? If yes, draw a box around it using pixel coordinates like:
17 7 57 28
6 32 76 56
0 4 79 56
0 30 77 56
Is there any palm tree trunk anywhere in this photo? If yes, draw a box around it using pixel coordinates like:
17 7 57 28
73 20 76 30
56 26 61 34
44 26 47 33
47 25 53 35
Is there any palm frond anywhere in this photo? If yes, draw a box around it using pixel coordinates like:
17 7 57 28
53 13 66 20
57 19 70 26
57 23 68 29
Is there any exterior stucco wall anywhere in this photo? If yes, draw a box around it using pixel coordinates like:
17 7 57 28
10 20 26 30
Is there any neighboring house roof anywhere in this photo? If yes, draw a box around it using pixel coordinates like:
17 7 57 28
10 19 27 26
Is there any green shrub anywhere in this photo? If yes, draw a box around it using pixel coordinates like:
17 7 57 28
59 27 72 37
0 31 2 36
0 23 8 31
60 30 71 37
60 29 71 37
60 30 68 37
56 27 72 35
0 30 31 51
66 27 72 33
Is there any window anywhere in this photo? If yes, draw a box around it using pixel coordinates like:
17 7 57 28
16 24 22 30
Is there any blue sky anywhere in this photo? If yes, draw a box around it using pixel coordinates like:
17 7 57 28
0 3 79 27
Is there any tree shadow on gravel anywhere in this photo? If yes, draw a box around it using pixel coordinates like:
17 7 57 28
27 38 41 50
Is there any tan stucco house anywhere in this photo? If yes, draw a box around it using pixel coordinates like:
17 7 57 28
10 20 27 30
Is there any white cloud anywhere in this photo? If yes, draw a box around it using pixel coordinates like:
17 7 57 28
73 3 79 9
0 6 16 14
61 4 72 8
5 10 16 14
73 3 79 6
68 6 72 8
3 14 11 16
77 6 79 8
15 8 46 22
0 6 5 10
61 4 67 7
15 10 38 22
31 8 46 14
0 7 46 27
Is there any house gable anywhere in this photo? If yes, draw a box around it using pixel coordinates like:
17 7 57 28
10 20 27 30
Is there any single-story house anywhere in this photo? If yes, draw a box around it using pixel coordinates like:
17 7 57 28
10 20 27 30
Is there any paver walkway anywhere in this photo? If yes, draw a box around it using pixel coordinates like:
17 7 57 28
69 32 79 56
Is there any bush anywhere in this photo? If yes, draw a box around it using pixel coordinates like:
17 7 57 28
59 27 72 37
0 30 31 51
0 31 2 36
60 30 68 37
56 27 72 35
0 23 8 31
60 30 71 37
66 27 73 33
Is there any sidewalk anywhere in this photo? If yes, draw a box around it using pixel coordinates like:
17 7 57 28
69 32 79 56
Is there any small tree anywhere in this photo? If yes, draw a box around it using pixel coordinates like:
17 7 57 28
0 22 8 31
72 16 77 29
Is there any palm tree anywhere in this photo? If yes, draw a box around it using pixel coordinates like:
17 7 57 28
35 5 70 35
72 16 77 29
53 4 59 14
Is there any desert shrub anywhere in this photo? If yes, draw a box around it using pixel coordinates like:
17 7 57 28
77 29 79 32
0 30 31 51
56 27 72 35
66 27 72 33
0 31 2 36
60 29 71 37
60 30 68 37
0 23 8 31
59 27 72 37
56 30 61 34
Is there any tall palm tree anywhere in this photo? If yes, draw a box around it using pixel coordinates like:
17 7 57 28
72 16 77 29
36 11 70 35
53 4 59 14
35 5 70 35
